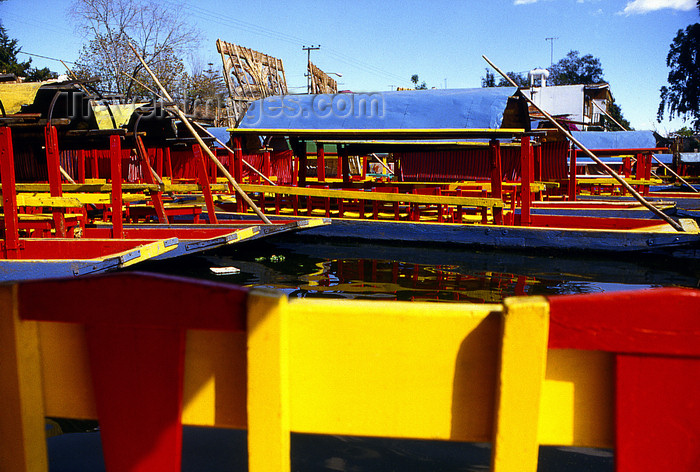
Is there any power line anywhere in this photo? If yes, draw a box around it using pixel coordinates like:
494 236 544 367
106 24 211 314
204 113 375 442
164 0 410 85
545 37 558 67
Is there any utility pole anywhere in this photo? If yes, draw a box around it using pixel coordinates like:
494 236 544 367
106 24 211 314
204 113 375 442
545 37 558 67
302 45 320 93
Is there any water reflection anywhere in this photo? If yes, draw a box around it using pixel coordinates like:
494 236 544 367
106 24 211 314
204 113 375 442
133 236 700 303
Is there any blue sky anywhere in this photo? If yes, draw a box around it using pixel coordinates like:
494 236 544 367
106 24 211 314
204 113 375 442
0 0 698 133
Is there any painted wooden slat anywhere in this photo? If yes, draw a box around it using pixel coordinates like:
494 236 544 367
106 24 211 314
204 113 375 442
0 285 47 472
0 127 20 258
247 290 291 472
548 288 700 356
44 125 66 237
110 134 123 238
615 354 700 472
491 296 549 472
19 272 248 331
548 287 700 472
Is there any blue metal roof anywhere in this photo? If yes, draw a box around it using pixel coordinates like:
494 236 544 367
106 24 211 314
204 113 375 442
570 131 657 150
238 87 518 130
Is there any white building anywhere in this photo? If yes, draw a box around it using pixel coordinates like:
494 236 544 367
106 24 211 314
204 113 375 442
521 69 612 130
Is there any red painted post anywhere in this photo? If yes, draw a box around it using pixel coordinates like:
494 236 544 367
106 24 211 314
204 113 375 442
548 288 700 472
316 145 326 182
568 148 577 201
622 155 631 196
263 150 272 183
634 152 644 194
165 147 173 179
534 145 542 182
77 149 86 183
232 137 245 212
110 134 123 238
340 145 350 185
520 136 532 226
156 147 163 177
643 153 652 196
489 140 504 225
296 140 307 187
18 273 249 472
44 125 66 237
0 127 20 258
136 136 168 223
192 144 219 224
90 149 99 179
336 147 343 179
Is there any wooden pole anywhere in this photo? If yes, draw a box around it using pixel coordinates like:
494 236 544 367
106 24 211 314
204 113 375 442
129 44 271 224
482 55 685 232
120 68 277 187
592 101 698 194
371 153 395 175
191 121 276 186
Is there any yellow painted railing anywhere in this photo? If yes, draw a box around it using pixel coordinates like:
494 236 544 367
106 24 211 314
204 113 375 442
0 276 621 472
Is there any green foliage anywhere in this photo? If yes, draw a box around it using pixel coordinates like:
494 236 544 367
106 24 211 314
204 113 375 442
0 25 32 76
657 22 700 131
26 67 58 82
674 126 698 137
549 50 605 85
481 69 496 87
0 25 58 81
70 0 200 100
411 74 427 90
183 62 227 120
605 100 632 131
480 68 528 87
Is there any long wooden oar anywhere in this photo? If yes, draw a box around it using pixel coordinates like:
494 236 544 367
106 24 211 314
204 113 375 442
592 100 699 194
118 68 277 187
371 153 395 175
483 55 685 232
129 44 271 224
190 121 277 186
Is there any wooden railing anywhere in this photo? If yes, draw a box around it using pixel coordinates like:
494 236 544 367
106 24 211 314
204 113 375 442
1 273 698 471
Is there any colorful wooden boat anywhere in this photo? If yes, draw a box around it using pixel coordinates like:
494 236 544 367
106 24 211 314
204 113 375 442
1 272 698 471
213 211 700 258
0 238 177 281
81 219 330 260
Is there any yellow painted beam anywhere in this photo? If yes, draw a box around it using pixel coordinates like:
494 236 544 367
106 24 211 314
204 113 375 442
11 193 145 205
8 183 160 193
576 178 662 186
0 285 48 472
285 298 500 440
491 297 550 472
211 183 506 208
247 290 291 472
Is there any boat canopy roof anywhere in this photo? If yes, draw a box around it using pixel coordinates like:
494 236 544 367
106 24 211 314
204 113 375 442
233 87 523 137
570 131 658 151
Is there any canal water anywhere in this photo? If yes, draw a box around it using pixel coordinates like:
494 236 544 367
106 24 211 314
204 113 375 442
49 237 700 472
133 234 700 300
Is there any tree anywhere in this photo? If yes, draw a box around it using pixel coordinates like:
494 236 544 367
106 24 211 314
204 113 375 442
0 25 58 81
605 99 632 131
0 25 31 76
411 74 427 90
657 4 700 131
549 50 605 85
481 69 496 87
70 0 200 101
480 68 528 87
182 57 227 123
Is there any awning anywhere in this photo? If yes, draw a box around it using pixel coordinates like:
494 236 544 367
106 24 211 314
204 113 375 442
570 130 657 151
236 87 520 131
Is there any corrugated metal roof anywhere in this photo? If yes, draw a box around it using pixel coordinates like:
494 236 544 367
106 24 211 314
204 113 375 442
570 131 657 150
237 87 519 131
